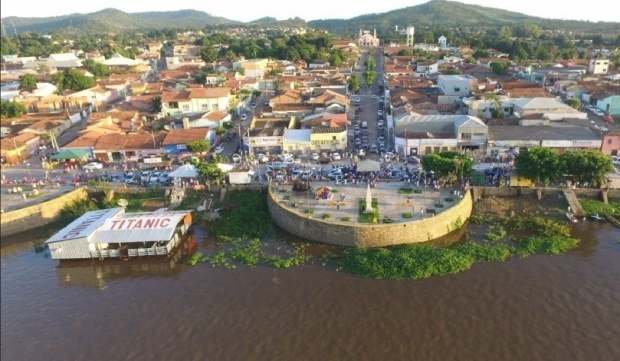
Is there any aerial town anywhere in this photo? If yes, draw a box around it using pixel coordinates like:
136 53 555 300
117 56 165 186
1 6 619 246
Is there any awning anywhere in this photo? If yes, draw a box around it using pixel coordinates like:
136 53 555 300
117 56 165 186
50 149 90 160
168 164 198 178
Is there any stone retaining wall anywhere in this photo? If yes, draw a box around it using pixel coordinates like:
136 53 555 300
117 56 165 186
471 187 620 201
267 187 473 247
0 188 88 239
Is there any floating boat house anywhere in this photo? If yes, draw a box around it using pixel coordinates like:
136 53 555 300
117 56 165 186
46 207 193 260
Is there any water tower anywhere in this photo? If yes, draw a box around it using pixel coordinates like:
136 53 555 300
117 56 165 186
406 26 415 46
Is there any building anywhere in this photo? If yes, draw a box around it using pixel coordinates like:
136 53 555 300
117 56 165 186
486 125 602 160
589 58 610 75
162 128 213 156
45 208 193 260
358 29 380 47
160 87 231 117
393 115 488 156
437 75 477 97
601 130 620 156
310 126 348 152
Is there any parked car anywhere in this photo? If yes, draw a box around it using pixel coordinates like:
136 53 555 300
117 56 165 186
150 171 162 183
331 152 342 161
240 113 248 120
124 172 135 183
83 162 103 170
158 171 170 184
300 170 313 180
213 144 225 154
311 152 320 161
232 154 242 163
256 153 269 163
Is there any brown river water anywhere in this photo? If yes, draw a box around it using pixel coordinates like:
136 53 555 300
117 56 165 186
1 221 619 361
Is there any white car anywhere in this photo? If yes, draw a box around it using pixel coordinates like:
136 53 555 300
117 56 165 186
256 153 269 163
240 113 248 121
311 152 320 161
149 171 162 183
331 152 342 161
83 162 103 170
213 144 225 154
371 94 379 99
124 172 135 183
232 154 242 163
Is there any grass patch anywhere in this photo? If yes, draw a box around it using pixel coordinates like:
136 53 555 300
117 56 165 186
580 199 620 217
304 208 314 214
435 203 444 208
399 187 414 194
383 217 394 223
321 213 331 219
358 198 379 223
445 197 455 202
283 195 291 201
413 189 422 194
484 224 507 242
401 212 413 219
341 216 350 221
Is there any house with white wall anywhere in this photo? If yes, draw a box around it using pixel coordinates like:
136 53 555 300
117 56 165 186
160 87 231 117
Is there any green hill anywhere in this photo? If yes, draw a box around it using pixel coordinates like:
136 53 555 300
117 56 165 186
309 0 620 36
2 8 240 34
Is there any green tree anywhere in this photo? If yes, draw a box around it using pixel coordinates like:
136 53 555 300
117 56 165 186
151 96 162 113
561 150 614 188
484 93 504 119
18 74 37 91
82 59 110 77
0 100 27 118
187 139 211 154
490 62 508 76
192 158 226 185
237 67 246 76
363 70 376 86
347 75 361 93
200 47 218 64
565 98 581 109
421 151 473 183
515 147 562 186
52 69 95 92
472 49 490 59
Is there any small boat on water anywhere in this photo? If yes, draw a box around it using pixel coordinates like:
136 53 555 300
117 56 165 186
589 213 606 222
566 212 578 223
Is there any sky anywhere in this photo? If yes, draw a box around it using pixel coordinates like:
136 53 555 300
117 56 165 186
2 0 618 23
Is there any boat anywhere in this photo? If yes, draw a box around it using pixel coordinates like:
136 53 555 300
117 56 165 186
566 212 578 223
589 213 606 222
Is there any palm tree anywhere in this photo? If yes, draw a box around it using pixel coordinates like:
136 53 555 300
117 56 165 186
484 93 504 120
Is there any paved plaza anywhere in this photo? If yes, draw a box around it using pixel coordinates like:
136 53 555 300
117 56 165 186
271 180 461 223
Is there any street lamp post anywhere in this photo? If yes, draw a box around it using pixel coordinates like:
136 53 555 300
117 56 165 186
26 162 32 180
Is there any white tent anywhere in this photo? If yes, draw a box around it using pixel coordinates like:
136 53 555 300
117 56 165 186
168 164 198 178
357 159 381 173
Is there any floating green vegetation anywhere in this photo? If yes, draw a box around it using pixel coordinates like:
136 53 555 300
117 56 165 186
339 215 579 280
580 199 620 217
358 198 379 223
484 224 507 242
210 190 272 239
189 238 310 269
399 187 414 194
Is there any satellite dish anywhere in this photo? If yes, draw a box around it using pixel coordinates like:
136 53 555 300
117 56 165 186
117 199 129 208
